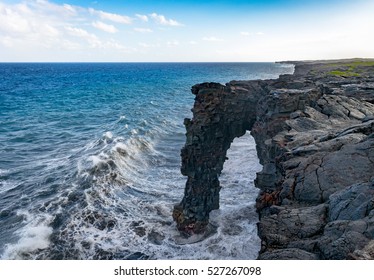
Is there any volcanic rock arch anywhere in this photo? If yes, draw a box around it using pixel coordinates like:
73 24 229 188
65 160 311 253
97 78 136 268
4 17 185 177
172 81 265 234
173 60 374 259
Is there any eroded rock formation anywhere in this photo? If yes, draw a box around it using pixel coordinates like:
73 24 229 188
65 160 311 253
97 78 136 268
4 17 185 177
173 59 374 259
172 81 266 234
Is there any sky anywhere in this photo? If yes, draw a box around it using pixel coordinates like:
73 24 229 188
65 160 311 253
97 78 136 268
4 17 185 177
0 0 373 62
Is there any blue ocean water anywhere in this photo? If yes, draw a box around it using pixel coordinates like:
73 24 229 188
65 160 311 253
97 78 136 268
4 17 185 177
0 63 293 259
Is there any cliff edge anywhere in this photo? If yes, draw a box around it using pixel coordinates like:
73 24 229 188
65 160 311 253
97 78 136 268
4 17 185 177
172 59 374 259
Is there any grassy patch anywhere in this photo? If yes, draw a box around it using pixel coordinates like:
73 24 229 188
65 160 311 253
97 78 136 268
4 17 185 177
326 60 374 77
346 61 374 67
328 70 360 77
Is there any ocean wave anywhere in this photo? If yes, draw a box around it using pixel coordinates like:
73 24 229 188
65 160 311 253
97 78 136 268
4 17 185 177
1 211 53 260
0 63 288 260
0 117 263 260
76 131 159 186
0 180 18 195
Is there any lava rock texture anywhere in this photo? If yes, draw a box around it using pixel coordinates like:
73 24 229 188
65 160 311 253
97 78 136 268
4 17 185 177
173 59 374 259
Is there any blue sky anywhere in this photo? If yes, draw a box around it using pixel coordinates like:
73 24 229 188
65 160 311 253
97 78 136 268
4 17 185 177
0 0 373 62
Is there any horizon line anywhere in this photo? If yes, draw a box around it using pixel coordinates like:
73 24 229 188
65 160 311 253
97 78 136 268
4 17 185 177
1 57 372 64
0 61 278 63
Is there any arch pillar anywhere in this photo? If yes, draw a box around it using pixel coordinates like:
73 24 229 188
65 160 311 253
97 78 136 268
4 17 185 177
172 81 265 234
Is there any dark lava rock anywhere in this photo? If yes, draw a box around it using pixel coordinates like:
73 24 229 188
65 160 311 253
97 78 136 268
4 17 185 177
258 248 319 260
173 59 374 259
130 221 146 237
329 180 374 221
147 230 165 245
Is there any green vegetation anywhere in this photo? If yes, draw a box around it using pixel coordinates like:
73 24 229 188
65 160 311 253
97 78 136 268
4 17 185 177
346 61 374 67
327 60 374 77
328 70 360 77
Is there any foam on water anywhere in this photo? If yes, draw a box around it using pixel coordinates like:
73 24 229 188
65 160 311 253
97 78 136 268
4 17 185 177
1 130 261 260
152 131 262 259
0 180 18 195
1 211 53 260
0 169 8 176
0 62 294 259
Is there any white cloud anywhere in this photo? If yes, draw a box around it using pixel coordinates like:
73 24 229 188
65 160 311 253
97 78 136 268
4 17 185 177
139 42 150 48
202 36 224 42
65 26 101 48
134 28 153 33
65 27 92 38
0 36 14 48
136 14 148 22
32 0 78 17
65 26 130 52
89 8 132 24
104 39 129 51
1 0 373 62
139 42 161 48
240 31 264 36
61 39 81 50
92 21 118 33
0 4 31 34
0 0 135 55
41 24 60 37
0 1 63 48
149 13 183 26
167 40 179 46
62 4 76 15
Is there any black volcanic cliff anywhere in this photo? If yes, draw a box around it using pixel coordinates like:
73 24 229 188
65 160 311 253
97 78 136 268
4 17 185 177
173 59 374 259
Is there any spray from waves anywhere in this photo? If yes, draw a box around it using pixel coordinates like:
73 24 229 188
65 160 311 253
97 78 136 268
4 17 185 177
0 63 294 260
0 130 262 260
0 113 170 259
78 131 158 186
0 92 263 260
1 211 53 259
0 89 263 260
153 131 262 260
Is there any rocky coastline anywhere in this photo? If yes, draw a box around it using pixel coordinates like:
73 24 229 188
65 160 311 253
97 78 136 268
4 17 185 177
172 59 374 259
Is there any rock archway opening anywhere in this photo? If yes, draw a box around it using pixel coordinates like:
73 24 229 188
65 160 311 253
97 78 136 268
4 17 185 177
219 131 262 213
172 81 266 236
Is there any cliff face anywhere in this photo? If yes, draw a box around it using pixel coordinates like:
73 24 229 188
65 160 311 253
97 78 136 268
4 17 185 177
173 60 374 259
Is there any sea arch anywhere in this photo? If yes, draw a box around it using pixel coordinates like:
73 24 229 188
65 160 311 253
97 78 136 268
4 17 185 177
172 81 266 234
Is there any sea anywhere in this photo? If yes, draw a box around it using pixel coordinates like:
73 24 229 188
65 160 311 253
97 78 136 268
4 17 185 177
0 62 294 260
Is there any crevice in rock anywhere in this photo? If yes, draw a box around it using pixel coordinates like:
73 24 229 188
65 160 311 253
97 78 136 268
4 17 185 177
337 99 351 118
316 154 326 202
315 169 323 203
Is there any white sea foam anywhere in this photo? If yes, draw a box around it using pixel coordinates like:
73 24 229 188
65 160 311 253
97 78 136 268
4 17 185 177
0 168 9 176
103 131 113 139
156 131 262 259
1 211 53 260
0 180 18 195
87 155 106 166
2 130 261 260
70 131 262 260
112 132 260 259
0 63 293 260
75 129 160 191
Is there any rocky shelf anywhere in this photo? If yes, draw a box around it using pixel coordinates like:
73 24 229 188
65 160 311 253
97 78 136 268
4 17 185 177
172 59 374 260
